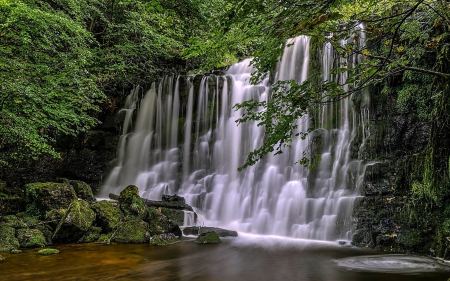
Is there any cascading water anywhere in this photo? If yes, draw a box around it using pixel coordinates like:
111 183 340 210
100 33 369 240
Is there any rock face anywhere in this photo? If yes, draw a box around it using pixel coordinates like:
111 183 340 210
150 233 180 246
183 227 238 237
111 218 150 243
25 182 77 218
195 232 222 244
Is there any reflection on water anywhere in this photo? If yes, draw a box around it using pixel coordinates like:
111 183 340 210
1 235 449 281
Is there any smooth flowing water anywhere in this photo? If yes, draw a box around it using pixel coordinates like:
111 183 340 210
100 34 370 241
1 238 449 281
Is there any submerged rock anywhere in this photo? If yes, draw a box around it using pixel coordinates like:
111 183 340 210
0 226 19 252
183 227 238 237
37 248 59 255
16 228 46 248
25 182 77 218
195 232 222 244
150 233 180 246
53 200 95 242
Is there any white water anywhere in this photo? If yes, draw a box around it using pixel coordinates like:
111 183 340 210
100 33 369 241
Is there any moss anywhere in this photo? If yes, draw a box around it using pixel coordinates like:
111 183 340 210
160 208 184 226
0 226 19 252
0 215 27 229
53 200 95 243
150 233 180 246
97 233 112 244
16 229 46 248
111 217 150 243
91 200 123 232
195 231 222 244
37 248 59 255
10 249 22 254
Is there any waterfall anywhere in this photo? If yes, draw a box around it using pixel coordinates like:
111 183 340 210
100 33 369 241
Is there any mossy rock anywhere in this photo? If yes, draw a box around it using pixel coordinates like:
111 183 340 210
146 207 173 236
0 215 27 229
77 226 102 243
45 209 67 229
34 224 53 245
118 185 148 219
111 217 150 243
0 196 25 216
0 226 19 252
160 208 184 226
53 200 95 243
68 180 94 202
150 233 180 246
97 233 112 244
16 229 46 248
195 232 222 244
25 182 77 219
15 212 40 226
37 248 59 255
10 249 22 254
91 200 123 232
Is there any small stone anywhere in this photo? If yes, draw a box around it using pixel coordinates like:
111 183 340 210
10 249 22 254
338 241 346 245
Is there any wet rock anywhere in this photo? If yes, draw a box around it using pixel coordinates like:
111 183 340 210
111 217 150 243
0 215 27 229
150 233 180 246
37 248 59 255
91 200 123 233
108 193 119 201
195 232 222 244
10 249 22 254
183 227 238 237
0 226 19 252
25 182 77 218
53 200 95 243
162 194 185 204
142 198 194 211
160 208 184 226
44 209 67 229
146 207 181 237
16 229 46 248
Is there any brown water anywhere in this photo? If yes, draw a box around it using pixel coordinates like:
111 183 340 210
1 235 449 281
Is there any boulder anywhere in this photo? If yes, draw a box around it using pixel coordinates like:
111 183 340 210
160 208 184 226
44 209 67 229
118 185 148 220
150 233 180 246
25 182 77 218
146 207 181 237
0 196 25 216
0 215 27 229
183 227 238 237
91 200 123 232
195 232 222 244
0 226 19 252
68 180 95 202
16 229 46 248
77 226 102 243
111 217 150 243
53 200 95 243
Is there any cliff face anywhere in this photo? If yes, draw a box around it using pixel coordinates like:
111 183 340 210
351 78 450 259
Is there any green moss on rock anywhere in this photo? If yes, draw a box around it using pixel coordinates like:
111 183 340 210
0 215 27 229
118 185 148 219
160 208 184 226
91 200 123 232
195 231 222 244
53 200 95 243
37 248 59 255
16 229 46 248
25 182 77 219
97 233 112 244
150 233 180 246
111 217 150 243
0 226 19 252
10 249 22 254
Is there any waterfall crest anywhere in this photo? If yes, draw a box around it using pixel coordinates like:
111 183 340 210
100 33 369 241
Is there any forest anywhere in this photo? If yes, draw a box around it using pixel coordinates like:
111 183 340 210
2 0 450 271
